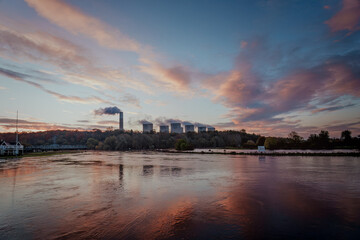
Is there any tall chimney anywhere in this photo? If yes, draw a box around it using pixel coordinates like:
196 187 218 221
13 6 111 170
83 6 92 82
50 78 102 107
119 112 124 131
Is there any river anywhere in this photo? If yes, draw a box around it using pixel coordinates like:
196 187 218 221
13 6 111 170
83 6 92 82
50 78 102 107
1 151 360 239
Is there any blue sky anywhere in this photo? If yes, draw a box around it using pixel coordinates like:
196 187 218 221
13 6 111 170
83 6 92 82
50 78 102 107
0 0 359 137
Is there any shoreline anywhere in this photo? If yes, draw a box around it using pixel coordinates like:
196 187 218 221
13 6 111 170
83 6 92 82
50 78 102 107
2 149 360 159
0 150 84 159
157 149 360 157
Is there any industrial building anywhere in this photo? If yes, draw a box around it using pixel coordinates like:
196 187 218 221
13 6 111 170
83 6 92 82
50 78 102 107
159 125 169 133
185 124 195 132
171 123 183 133
119 112 124 131
143 122 153 133
207 127 215 132
198 126 206 133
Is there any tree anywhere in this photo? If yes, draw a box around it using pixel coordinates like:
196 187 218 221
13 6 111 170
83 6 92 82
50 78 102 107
86 138 99 149
103 136 117 150
175 139 194 151
264 137 278 150
318 130 330 148
288 131 303 143
256 136 266 146
341 130 352 144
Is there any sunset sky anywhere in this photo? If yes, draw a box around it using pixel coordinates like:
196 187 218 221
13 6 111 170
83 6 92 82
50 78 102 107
0 0 359 137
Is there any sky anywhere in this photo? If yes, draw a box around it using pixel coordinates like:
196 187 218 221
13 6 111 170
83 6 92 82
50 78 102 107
0 0 359 137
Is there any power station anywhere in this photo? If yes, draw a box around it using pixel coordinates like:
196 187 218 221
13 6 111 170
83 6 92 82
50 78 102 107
142 122 215 133
105 107 215 133
159 125 169 133
171 123 183 133
185 124 195 132
143 122 153 133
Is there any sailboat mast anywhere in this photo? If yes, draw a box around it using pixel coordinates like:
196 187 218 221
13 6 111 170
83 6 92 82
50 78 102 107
15 111 18 156
16 110 18 143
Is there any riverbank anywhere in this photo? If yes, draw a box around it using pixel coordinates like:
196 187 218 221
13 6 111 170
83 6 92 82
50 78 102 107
158 149 360 157
0 150 85 159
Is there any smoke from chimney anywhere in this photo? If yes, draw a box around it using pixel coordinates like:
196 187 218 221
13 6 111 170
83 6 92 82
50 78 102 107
94 106 123 131
94 106 121 115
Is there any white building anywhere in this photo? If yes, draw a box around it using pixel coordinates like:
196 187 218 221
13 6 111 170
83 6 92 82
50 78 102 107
171 123 183 133
207 127 215 132
0 140 24 156
159 125 169 133
198 126 206 133
143 122 153 133
185 124 195 132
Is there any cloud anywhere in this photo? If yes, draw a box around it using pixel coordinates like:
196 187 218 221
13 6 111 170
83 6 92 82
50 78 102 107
25 0 141 52
0 67 113 104
0 25 93 73
97 120 119 125
0 117 127 132
311 103 356 114
325 0 360 33
77 120 90 123
138 120 153 125
0 86 7 90
137 59 194 93
202 39 360 135
0 25 116 90
24 0 196 94
0 23 149 104
120 94 141 108
0 118 82 131
144 99 167 107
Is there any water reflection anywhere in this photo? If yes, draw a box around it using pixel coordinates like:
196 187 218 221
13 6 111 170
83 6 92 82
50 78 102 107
0 152 360 239
143 165 154 176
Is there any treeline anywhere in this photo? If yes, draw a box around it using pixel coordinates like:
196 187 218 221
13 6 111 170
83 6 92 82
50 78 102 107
0 129 359 150
263 130 360 150
0 129 258 150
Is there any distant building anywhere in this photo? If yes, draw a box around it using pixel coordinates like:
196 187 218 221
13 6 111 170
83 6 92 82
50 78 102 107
171 123 183 133
0 140 23 156
143 122 153 133
185 124 195 132
207 127 215 132
258 146 265 152
198 126 206 133
159 125 169 133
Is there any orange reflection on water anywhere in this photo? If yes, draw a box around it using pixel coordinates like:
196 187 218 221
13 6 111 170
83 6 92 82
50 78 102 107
1 152 360 239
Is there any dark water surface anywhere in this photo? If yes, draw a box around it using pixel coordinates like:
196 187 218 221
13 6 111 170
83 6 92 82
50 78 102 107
1 152 360 239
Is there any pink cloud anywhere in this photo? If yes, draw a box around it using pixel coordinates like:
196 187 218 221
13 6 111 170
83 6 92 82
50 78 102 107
138 59 193 93
0 67 113 105
25 0 195 94
25 0 140 52
203 41 360 136
325 0 360 32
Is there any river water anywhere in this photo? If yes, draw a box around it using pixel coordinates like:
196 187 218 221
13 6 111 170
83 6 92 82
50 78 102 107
1 151 360 239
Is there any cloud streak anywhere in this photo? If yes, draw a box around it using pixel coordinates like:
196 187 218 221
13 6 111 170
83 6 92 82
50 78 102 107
0 67 113 104
0 118 81 131
203 39 360 135
25 0 141 52
325 0 360 33
25 0 196 94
